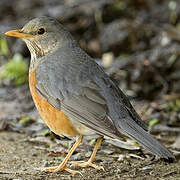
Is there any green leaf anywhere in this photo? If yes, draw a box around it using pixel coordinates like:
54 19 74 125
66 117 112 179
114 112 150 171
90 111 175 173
133 141 139 146
19 116 32 126
168 101 179 112
176 99 180 108
0 36 10 56
113 1 126 11
42 129 51 136
49 144 53 149
168 1 177 10
0 53 28 86
149 118 159 128
56 156 64 160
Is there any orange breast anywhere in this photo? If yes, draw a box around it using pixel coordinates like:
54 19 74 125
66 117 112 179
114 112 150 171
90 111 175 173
29 70 79 137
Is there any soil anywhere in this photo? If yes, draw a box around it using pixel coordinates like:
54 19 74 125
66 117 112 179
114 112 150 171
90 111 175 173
0 131 179 180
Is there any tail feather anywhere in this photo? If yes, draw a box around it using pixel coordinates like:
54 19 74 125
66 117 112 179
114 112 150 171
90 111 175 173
118 118 174 159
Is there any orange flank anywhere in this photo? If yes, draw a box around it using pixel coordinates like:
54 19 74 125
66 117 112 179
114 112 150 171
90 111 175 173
29 70 79 137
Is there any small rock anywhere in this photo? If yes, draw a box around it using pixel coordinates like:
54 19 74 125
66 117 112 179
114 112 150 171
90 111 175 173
101 159 113 164
70 153 83 161
21 167 27 171
118 154 126 161
32 153 37 156
0 119 8 130
105 139 140 150
102 52 114 68
171 135 180 150
42 161 50 168
142 166 153 171
100 149 114 155
161 32 171 46
128 153 145 160
85 151 92 158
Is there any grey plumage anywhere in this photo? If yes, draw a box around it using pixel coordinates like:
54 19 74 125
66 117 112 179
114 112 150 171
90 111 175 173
36 43 174 160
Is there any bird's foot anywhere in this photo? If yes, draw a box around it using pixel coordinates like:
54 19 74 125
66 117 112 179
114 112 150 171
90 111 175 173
42 164 81 175
70 160 104 170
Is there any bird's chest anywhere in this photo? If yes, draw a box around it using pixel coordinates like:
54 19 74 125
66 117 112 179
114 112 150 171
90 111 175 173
29 70 79 137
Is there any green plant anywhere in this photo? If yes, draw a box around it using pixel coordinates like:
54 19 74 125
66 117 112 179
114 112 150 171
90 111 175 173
0 36 10 56
0 53 28 86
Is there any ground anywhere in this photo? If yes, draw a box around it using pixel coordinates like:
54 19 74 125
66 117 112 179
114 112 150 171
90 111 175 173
0 131 179 180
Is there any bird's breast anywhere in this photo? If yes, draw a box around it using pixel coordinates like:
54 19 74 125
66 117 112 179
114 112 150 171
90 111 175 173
29 70 79 137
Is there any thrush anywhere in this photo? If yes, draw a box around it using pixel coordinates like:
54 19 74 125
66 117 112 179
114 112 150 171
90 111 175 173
5 17 174 175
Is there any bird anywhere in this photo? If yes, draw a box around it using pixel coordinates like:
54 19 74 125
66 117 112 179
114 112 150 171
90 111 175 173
5 17 174 175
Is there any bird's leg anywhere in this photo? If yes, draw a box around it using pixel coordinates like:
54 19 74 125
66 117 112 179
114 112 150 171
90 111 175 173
43 135 83 175
70 137 104 170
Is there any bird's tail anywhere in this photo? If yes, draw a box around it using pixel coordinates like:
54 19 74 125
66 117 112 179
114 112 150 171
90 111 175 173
117 118 174 160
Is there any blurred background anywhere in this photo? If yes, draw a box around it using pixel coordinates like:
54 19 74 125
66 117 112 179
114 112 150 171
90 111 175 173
0 0 180 179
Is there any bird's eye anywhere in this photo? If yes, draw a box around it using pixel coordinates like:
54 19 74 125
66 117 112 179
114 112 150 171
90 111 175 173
37 27 45 35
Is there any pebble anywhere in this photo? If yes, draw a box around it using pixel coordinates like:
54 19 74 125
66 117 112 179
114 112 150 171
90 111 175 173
70 153 83 161
118 154 126 161
100 149 114 155
85 151 92 158
142 166 153 171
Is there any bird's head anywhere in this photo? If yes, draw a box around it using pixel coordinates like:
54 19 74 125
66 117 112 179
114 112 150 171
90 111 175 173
5 17 74 59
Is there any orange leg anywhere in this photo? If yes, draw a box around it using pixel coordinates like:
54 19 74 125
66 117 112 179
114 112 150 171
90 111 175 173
43 135 83 175
71 137 104 170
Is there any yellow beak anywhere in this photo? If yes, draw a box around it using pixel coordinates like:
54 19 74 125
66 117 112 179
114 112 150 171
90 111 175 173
5 29 34 39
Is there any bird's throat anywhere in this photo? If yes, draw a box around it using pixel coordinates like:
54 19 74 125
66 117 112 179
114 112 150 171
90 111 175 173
24 40 44 72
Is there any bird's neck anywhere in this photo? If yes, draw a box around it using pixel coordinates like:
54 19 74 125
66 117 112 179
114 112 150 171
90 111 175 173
27 37 78 72
29 55 38 73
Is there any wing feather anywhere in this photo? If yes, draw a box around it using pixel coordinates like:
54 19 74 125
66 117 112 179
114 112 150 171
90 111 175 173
35 46 147 139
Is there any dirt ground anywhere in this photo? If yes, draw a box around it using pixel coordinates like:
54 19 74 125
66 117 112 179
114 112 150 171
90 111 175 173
0 131 179 180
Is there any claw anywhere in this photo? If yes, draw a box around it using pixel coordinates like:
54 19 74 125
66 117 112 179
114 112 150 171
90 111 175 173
42 165 81 175
42 136 83 175
42 166 59 172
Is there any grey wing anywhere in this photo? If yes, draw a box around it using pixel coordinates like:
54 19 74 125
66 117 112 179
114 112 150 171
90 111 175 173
115 87 147 131
35 61 122 139
61 88 122 139
35 63 63 110
35 51 173 159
